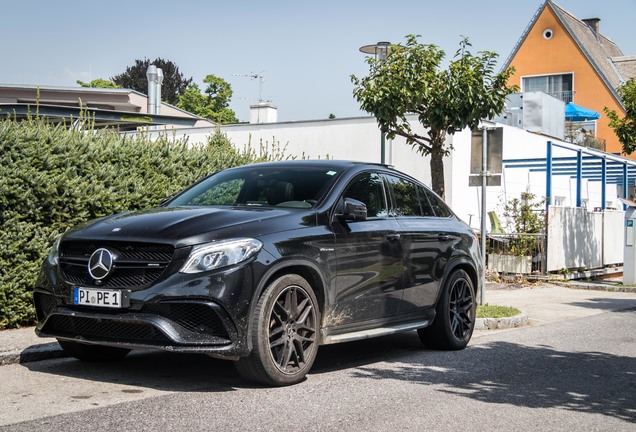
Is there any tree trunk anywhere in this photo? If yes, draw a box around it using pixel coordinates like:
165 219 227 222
429 140 445 200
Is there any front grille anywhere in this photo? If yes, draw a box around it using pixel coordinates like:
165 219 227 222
61 243 173 262
59 241 174 289
142 302 229 338
61 264 165 287
45 315 170 343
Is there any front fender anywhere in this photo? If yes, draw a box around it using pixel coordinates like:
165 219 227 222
245 258 330 352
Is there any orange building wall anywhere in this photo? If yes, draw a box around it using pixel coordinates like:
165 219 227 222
507 5 626 155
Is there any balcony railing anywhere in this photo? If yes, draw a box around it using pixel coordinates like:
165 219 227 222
547 90 573 103
565 121 606 151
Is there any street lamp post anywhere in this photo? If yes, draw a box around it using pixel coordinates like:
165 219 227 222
360 41 391 61
359 41 391 165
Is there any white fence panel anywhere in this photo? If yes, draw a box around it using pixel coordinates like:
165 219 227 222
603 211 625 265
547 207 603 272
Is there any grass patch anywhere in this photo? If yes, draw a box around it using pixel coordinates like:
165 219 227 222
476 304 521 318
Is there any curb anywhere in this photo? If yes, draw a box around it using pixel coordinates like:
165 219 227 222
0 342 67 367
552 282 636 293
475 313 529 330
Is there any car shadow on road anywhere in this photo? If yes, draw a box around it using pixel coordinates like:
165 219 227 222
329 334 636 424
21 333 429 393
312 331 427 373
23 350 241 393
568 299 636 313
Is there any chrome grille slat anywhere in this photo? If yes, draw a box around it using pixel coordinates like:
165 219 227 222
59 241 174 288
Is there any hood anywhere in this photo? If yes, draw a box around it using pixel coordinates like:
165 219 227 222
64 206 314 248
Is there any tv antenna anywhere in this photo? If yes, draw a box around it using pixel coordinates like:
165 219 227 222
233 72 270 103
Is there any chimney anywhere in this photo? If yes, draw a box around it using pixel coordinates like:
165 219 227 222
250 103 278 124
155 68 163 115
146 65 163 115
582 18 601 38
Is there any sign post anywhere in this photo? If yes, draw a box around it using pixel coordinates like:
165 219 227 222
470 127 503 305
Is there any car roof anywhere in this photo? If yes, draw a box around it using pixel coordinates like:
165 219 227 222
231 159 393 171
223 160 427 187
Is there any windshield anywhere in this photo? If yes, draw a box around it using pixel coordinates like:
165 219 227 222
167 165 343 209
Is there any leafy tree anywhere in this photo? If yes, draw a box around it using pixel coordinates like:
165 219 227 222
77 78 120 89
111 58 192 105
352 35 517 199
176 83 210 116
605 77 636 154
203 75 233 112
176 74 238 124
202 74 238 124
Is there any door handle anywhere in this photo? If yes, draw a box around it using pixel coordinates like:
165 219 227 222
386 233 401 241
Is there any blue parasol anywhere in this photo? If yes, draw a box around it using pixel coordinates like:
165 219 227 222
565 102 601 121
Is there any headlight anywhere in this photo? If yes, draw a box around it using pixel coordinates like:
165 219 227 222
47 237 62 266
180 238 263 274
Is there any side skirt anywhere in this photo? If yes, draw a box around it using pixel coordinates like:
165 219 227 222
320 319 431 345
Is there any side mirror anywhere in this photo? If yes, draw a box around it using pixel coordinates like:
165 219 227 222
338 198 367 222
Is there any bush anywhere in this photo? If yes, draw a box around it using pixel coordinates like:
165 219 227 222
0 118 281 329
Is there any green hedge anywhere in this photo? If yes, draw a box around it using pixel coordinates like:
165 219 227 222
0 118 281 329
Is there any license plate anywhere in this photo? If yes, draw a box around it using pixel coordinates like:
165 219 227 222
73 287 124 308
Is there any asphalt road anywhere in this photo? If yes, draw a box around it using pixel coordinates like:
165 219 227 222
1 309 635 432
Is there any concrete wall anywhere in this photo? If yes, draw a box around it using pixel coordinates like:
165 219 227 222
163 116 620 232
166 115 455 206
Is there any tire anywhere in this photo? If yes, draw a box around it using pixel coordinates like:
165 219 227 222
235 274 320 386
57 339 131 362
418 269 476 350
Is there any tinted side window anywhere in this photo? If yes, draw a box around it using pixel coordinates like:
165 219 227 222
386 175 421 216
342 172 388 218
417 186 435 217
424 188 452 218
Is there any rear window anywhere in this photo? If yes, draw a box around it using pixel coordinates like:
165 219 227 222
423 188 453 218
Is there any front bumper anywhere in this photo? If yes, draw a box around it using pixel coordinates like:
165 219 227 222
32 248 266 360
33 291 250 359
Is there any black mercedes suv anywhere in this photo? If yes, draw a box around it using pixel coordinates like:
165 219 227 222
34 160 482 386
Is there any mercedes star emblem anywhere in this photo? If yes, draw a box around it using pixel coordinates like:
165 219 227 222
88 248 114 280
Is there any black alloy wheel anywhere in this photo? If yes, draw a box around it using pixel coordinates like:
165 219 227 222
448 274 474 341
267 283 317 374
235 274 320 386
418 269 475 350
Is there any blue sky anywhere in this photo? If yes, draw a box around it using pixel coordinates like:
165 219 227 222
2 0 635 122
